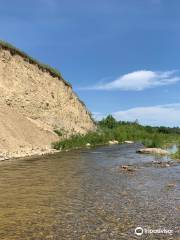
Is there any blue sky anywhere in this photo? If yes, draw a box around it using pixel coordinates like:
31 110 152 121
1 0 180 126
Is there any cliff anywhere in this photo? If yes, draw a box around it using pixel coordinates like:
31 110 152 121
0 41 95 159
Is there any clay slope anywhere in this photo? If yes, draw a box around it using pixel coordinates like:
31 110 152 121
0 42 96 159
0 106 59 159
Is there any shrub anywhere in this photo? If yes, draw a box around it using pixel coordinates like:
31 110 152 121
99 115 118 129
52 116 180 151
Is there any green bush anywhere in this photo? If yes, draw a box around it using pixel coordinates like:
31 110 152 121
99 115 118 129
52 116 180 151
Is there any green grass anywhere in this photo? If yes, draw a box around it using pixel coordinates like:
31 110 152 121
52 131 107 150
52 115 180 151
173 152 180 160
172 144 180 160
0 40 71 87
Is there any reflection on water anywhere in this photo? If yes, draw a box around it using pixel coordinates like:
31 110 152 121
167 144 178 154
0 144 179 239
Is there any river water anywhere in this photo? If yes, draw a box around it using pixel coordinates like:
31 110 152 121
0 144 179 240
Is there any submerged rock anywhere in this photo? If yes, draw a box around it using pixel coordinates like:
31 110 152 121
166 183 176 188
137 148 169 155
121 165 136 172
152 161 171 168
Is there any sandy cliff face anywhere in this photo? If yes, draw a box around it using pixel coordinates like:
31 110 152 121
0 46 95 159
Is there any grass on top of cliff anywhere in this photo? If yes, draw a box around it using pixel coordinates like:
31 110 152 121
0 40 71 87
52 115 180 151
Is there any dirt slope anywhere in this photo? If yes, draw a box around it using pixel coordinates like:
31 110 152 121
0 106 59 159
0 43 95 159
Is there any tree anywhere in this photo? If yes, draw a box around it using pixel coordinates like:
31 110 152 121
99 115 118 129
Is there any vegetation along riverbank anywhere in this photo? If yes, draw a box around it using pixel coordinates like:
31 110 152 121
53 115 180 159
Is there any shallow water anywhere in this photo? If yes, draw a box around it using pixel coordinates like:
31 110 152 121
0 144 179 240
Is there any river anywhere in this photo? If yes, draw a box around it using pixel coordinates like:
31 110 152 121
0 144 179 239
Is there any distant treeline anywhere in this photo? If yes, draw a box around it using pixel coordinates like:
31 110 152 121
98 115 180 134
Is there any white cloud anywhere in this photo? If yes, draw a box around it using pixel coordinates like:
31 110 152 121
113 103 180 127
82 70 180 91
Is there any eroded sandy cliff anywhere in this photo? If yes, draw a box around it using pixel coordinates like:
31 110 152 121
0 42 95 159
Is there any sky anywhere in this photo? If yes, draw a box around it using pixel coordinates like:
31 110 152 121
1 0 180 126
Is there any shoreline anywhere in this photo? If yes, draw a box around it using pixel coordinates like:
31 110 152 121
0 147 60 162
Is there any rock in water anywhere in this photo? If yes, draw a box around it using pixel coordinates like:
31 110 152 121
109 140 119 145
137 148 169 155
124 141 134 144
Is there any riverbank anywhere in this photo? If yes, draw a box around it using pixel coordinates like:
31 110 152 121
52 116 180 156
1 115 180 161
0 147 60 161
